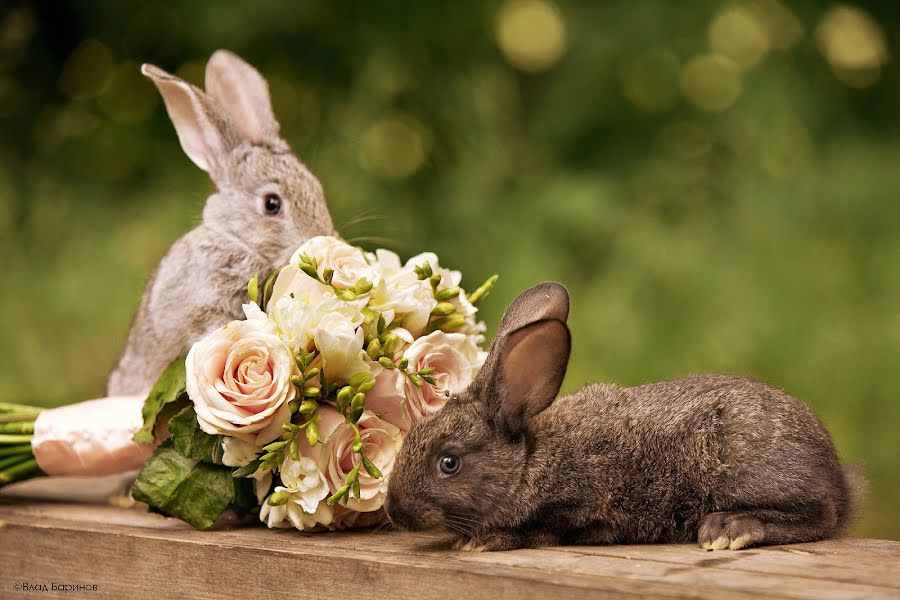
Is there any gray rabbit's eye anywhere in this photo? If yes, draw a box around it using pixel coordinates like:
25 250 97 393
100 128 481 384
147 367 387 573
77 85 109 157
263 193 282 215
439 455 461 476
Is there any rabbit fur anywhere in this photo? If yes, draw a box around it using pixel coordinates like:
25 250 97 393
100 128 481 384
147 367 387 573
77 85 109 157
107 51 335 396
385 282 864 552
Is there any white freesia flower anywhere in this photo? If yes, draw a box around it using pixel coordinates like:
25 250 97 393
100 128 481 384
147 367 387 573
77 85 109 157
222 436 258 467
269 290 367 354
260 497 334 531
221 437 272 503
279 454 330 514
368 249 437 337
314 312 370 382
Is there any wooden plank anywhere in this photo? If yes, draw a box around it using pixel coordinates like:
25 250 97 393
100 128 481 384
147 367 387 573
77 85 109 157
1 501 898 600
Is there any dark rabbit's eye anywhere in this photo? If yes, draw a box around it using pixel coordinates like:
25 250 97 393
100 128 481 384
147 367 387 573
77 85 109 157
439 455 461 476
263 193 282 215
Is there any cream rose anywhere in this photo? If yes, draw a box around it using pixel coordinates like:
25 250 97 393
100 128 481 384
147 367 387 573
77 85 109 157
185 313 295 446
300 406 402 512
399 331 483 425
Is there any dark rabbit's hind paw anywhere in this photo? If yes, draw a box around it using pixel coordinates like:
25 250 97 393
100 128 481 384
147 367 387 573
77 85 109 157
699 512 766 551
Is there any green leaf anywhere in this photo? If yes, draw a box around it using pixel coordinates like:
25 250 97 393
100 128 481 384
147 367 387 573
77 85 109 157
133 358 188 445
132 442 234 530
168 406 225 465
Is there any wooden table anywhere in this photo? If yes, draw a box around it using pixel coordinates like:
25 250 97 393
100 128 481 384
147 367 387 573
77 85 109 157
1 500 898 599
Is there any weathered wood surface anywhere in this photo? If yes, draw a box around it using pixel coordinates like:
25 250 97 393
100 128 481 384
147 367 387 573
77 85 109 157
1 500 898 599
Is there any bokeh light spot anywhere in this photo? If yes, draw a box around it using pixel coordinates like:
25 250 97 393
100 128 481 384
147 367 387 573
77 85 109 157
679 53 743 112
495 0 567 73
815 5 889 88
709 4 771 68
622 48 680 112
59 39 114 100
359 113 430 180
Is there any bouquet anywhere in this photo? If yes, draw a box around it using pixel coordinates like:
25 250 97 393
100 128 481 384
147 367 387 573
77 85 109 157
3 236 497 532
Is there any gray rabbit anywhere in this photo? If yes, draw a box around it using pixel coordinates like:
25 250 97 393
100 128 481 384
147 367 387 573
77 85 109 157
107 51 335 396
384 282 864 551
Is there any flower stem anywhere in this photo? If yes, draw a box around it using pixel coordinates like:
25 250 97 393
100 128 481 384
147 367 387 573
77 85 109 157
0 457 41 485
0 421 35 434
0 402 42 416
0 434 33 445
0 444 33 457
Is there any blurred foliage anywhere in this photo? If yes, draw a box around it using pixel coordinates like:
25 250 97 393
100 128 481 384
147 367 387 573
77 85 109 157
0 0 897 538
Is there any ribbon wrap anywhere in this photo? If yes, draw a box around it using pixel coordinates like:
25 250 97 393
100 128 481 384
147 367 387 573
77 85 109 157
32 396 154 477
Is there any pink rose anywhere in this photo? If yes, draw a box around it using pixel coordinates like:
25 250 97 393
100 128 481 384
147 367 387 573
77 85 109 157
271 236 379 305
186 315 295 445
400 331 483 426
300 405 402 512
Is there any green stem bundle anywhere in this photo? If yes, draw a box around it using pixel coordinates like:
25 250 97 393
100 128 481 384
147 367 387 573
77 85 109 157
0 402 44 487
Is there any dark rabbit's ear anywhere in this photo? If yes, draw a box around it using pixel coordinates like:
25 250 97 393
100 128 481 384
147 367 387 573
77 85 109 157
204 50 280 143
495 318 571 435
495 282 569 337
142 64 241 175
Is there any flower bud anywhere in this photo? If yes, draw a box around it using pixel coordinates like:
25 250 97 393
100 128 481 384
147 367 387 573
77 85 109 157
302 387 321 399
335 288 358 302
366 338 381 359
362 455 383 479
357 379 376 393
305 420 320 446
382 333 400 355
337 386 353 410
350 393 366 422
247 275 259 303
407 373 424 388
298 400 318 414
442 314 467 330
290 375 304 387
267 491 290 506
304 367 320 382
349 372 371 388
354 277 373 294
429 273 442 289
467 274 498 305
378 356 395 369
435 286 460 301
398 357 409 370
323 267 334 284
263 439 288 452
431 302 456 317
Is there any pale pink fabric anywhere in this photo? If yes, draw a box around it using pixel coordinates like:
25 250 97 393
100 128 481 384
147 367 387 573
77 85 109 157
32 396 155 477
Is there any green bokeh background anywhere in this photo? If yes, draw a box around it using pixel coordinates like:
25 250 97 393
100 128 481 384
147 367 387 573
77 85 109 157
0 1 897 538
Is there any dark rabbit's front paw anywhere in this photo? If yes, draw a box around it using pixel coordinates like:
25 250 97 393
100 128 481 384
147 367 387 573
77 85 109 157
453 530 532 552
699 511 766 551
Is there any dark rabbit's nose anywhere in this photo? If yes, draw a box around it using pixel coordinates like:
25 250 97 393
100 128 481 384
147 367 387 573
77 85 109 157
383 493 415 530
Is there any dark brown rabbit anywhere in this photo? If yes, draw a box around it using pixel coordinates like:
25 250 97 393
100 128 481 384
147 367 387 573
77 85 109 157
384 282 864 551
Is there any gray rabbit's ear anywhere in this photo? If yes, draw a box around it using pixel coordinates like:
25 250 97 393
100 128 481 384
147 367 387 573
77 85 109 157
495 282 569 338
204 50 280 143
142 63 240 175
495 318 570 435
